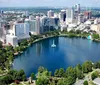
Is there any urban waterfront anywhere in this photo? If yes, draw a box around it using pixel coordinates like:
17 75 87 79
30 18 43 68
12 37 100 77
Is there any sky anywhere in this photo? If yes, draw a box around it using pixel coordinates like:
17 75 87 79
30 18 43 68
0 0 100 7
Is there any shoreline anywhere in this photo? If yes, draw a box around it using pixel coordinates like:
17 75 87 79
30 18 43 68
14 33 100 56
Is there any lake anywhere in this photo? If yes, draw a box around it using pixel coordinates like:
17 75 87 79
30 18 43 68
12 37 100 77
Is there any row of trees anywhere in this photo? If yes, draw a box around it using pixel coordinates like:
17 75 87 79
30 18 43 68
36 61 100 85
0 69 26 85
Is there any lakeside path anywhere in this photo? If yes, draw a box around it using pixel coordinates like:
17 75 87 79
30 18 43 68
74 69 100 85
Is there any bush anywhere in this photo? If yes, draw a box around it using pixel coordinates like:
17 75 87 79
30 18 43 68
83 80 88 85
91 71 99 80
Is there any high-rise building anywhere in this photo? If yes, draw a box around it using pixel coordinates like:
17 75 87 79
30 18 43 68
9 21 30 40
36 16 41 34
66 8 74 24
84 11 92 19
29 19 37 34
74 4 80 14
78 13 84 23
59 10 66 22
47 10 54 18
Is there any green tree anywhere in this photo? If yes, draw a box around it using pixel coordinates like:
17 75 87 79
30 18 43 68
36 77 49 85
22 74 26 81
58 68 65 77
91 71 99 80
82 61 93 73
65 76 75 85
93 34 99 39
54 69 59 77
77 69 84 79
57 79 64 85
93 62 100 69
83 81 88 85
38 66 47 73
65 67 77 80
31 73 35 79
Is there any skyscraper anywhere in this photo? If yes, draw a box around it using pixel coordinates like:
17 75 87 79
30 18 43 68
59 10 66 22
36 16 41 34
74 4 80 14
66 8 74 24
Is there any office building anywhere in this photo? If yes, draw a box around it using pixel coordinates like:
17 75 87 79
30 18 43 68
47 10 54 18
59 10 66 22
66 8 74 24
78 13 84 23
84 11 92 19
74 4 80 14
6 35 18 47
9 21 30 40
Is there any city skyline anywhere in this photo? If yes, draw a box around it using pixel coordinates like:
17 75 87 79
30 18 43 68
0 0 100 7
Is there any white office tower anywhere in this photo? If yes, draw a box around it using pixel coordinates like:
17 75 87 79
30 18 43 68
59 10 66 22
66 8 74 24
29 19 37 35
47 10 54 18
9 21 30 40
0 27 6 43
36 16 41 34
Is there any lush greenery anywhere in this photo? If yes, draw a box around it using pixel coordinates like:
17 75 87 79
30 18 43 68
35 61 98 85
83 80 88 85
0 69 26 85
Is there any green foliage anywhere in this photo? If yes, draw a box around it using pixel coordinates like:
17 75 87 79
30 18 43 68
82 61 93 73
93 62 100 69
76 30 81 34
31 73 35 79
36 77 49 85
83 80 88 85
54 69 59 77
76 69 84 79
76 64 84 79
38 66 47 73
65 67 77 80
57 79 65 85
64 76 76 85
93 34 99 39
54 68 65 77
91 71 99 80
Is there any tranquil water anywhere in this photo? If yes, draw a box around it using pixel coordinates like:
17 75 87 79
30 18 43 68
12 37 100 77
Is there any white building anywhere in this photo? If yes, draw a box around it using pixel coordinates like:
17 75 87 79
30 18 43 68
6 35 18 47
74 4 80 14
66 8 74 24
47 10 54 18
59 10 66 22
36 16 41 34
29 19 37 35
78 13 84 24
9 21 30 40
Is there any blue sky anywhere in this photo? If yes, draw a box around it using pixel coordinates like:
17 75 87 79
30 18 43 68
0 0 100 7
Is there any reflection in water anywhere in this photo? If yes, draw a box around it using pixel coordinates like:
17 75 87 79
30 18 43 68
13 37 100 77
36 43 42 57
